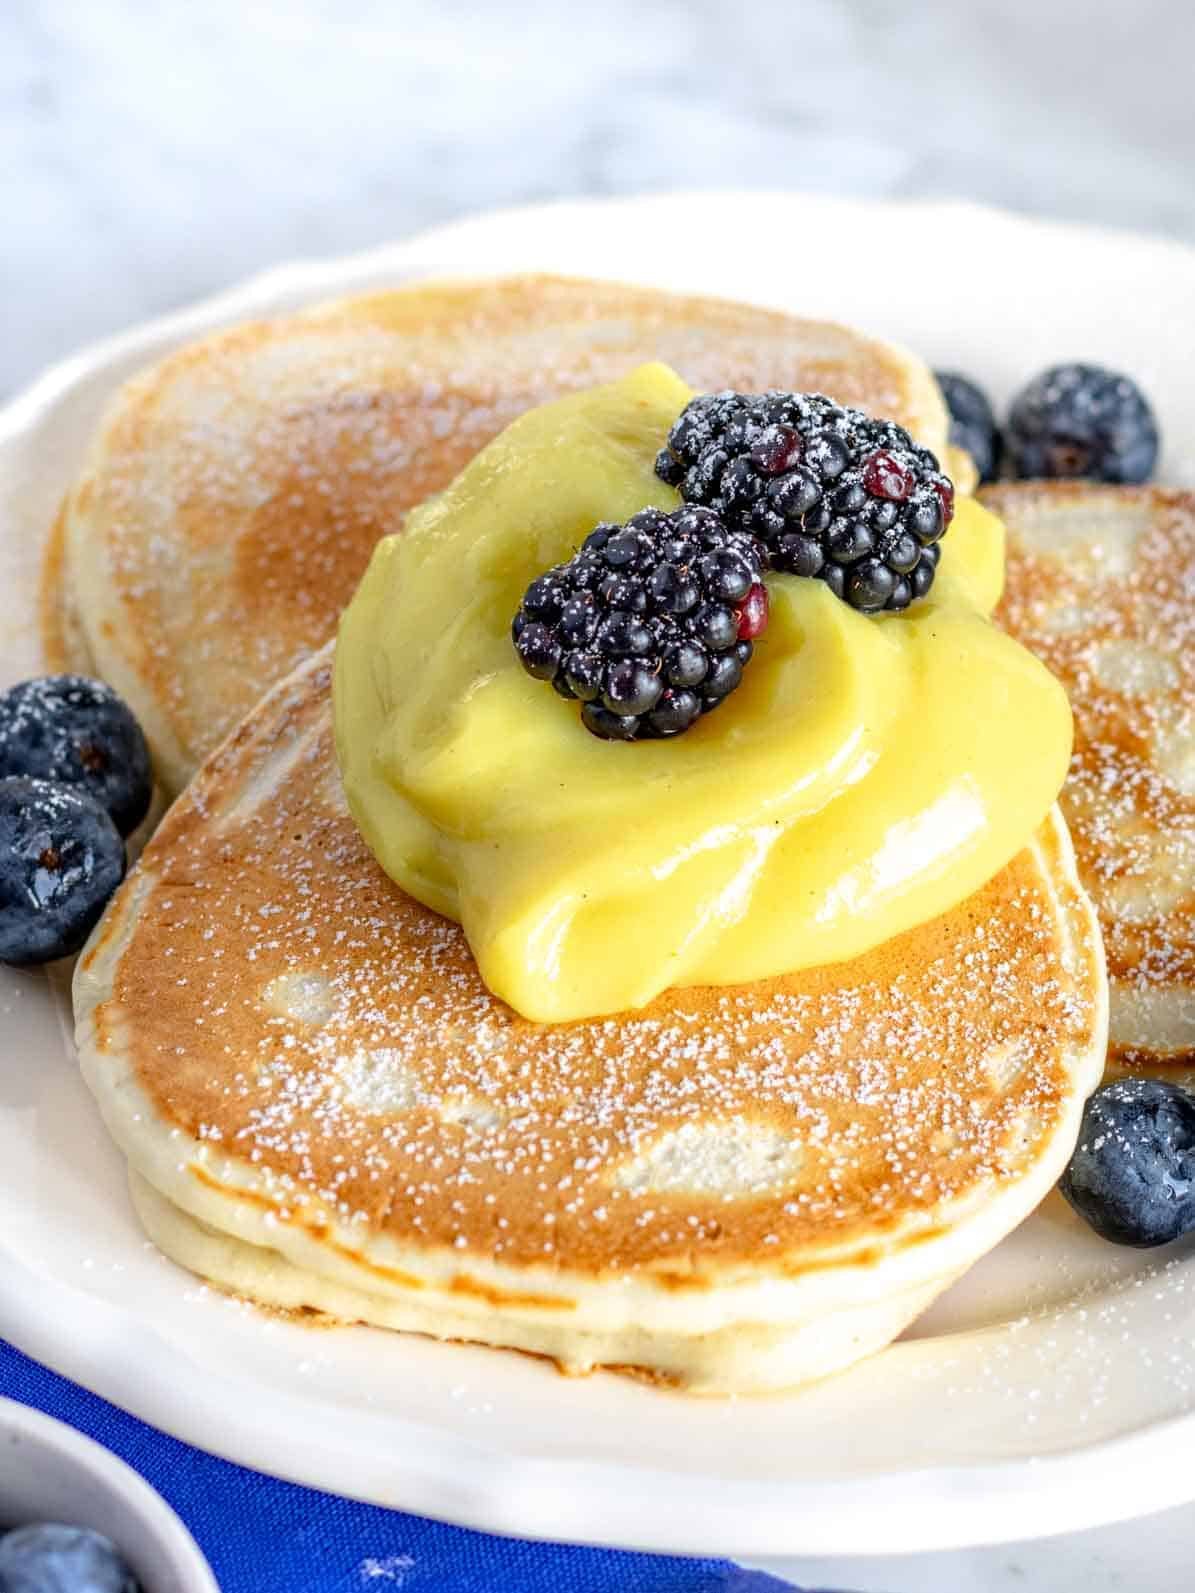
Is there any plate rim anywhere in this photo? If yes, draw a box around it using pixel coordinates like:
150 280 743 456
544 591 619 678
6 1224 1195 1558
5 191 1195 1558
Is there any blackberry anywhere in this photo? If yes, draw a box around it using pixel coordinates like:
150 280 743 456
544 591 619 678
0 675 152 836
512 506 767 741
656 391 954 614
1060 1078 1195 1248
935 371 1002 484
1007 362 1159 484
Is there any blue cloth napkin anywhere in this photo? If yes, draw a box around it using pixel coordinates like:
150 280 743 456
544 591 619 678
0 1339 805 1593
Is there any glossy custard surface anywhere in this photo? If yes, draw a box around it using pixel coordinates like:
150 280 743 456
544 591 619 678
334 364 1071 1021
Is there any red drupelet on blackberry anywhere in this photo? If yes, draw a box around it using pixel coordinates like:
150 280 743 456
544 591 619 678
512 506 767 741
655 391 955 613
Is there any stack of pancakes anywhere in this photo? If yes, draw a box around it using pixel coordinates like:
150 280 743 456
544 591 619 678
54 276 1114 1393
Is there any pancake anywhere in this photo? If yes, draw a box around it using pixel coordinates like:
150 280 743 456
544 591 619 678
74 646 1106 1394
39 506 94 676
49 274 950 794
991 483 1195 1074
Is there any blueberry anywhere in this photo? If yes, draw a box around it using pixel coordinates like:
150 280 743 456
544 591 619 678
0 1524 139 1593
1059 1078 1195 1247
0 777 125 966
1007 363 1159 484
0 676 151 837
935 371 1002 484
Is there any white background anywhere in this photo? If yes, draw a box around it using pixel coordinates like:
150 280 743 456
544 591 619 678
6 3 1195 1587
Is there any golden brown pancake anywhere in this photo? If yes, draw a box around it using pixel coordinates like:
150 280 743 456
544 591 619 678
74 647 1106 1393
39 505 93 676
49 274 949 792
992 482 1195 1073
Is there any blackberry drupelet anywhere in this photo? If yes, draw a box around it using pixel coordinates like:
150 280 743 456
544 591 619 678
1007 362 1159 483
935 371 1002 484
655 391 955 613
512 506 767 741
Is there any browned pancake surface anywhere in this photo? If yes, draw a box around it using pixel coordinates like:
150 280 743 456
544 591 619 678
992 484 1195 1069
83 654 1100 1281
57 275 945 783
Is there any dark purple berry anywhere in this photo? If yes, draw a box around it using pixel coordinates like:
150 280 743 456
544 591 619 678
826 519 874 565
0 777 126 966
665 643 709 688
515 623 561 679
603 660 663 717
736 583 769 640
647 689 703 738
1060 1079 1195 1246
935 371 1002 484
862 450 914 501
703 652 743 701
582 703 640 740
846 558 896 613
656 390 956 613
1007 363 1159 484
0 675 152 837
750 424 803 475
513 506 767 741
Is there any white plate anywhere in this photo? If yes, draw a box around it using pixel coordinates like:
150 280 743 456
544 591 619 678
3 194 1195 1561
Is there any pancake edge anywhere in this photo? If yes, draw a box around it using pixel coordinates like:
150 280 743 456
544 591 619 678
51 272 951 794
74 798 1107 1395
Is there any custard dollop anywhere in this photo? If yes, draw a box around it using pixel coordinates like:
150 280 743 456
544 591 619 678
334 364 1072 1022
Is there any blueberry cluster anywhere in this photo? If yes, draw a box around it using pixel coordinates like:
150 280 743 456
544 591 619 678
0 675 151 967
1006 363 1159 484
655 391 954 614
935 363 1159 486
0 675 152 836
513 505 768 741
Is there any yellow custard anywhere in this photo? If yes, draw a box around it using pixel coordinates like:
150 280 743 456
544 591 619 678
334 364 1072 1023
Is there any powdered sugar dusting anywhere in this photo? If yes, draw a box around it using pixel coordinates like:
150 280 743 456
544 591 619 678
994 483 1195 1068
67 276 937 779
100 653 1100 1277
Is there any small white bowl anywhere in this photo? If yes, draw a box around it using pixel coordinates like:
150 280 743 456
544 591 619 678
0 1398 218 1592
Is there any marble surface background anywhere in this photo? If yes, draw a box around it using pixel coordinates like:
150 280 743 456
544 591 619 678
7 2 1195 1588
5 0 1195 401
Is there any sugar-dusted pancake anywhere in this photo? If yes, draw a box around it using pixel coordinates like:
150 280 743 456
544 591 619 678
74 646 1106 1394
991 483 1195 1074
40 506 94 677
49 274 950 793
